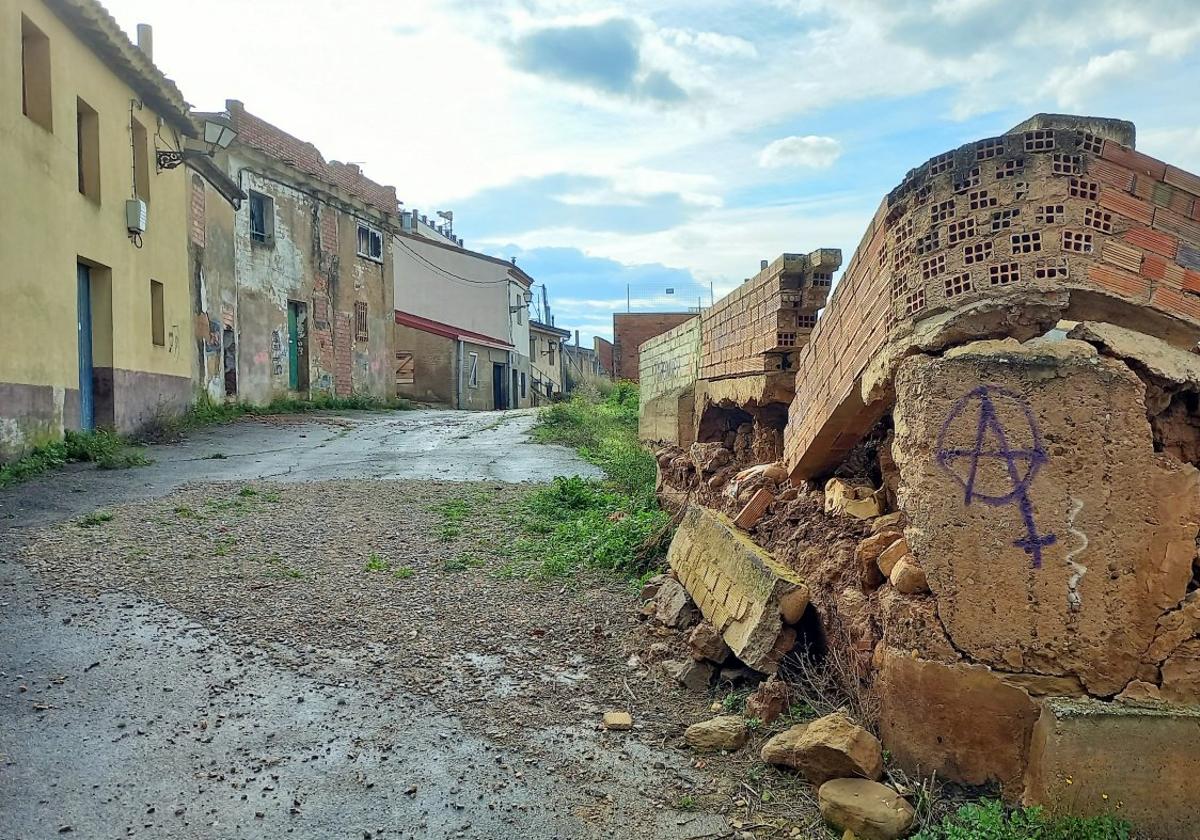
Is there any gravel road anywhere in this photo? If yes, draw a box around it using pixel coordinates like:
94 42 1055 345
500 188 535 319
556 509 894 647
0 410 732 840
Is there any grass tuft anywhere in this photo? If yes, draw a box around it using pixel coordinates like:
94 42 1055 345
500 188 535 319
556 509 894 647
511 384 671 579
913 800 1130 840
1 429 153 489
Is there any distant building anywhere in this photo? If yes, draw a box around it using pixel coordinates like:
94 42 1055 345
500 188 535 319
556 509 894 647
612 313 695 382
392 233 533 410
529 320 571 403
594 337 615 377
562 331 609 393
0 2 241 459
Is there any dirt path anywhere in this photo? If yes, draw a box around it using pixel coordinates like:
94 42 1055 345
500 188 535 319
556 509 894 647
0 411 734 840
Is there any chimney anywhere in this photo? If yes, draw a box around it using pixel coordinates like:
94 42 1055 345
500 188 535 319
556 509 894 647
136 24 153 60
760 259 768 271
510 257 517 266
575 329 580 347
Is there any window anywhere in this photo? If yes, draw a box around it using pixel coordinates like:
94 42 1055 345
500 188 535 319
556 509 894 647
249 191 274 243
21 15 52 131
520 372 526 398
354 301 368 341
468 352 479 388
395 352 414 385
132 117 150 203
516 304 523 325
548 343 555 366
76 98 100 202
150 280 165 346
357 223 384 261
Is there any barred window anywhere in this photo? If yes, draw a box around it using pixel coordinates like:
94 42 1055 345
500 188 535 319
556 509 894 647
354 301 368 341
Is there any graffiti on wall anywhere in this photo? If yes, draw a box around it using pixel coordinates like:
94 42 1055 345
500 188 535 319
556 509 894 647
271 329 285 377
935 385 1056 568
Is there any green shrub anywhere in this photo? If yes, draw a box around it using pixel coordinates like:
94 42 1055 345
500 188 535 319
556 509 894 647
914 800 1131 840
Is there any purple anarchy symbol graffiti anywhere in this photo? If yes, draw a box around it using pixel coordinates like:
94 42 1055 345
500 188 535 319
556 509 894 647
935 385 1056 568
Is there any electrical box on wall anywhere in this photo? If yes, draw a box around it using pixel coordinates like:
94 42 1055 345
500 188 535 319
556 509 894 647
126 199 148 235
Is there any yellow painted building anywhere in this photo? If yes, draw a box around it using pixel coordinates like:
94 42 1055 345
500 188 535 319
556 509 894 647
0 0 209 459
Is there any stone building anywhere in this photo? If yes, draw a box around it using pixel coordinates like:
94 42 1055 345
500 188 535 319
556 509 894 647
188 101 398 405
0 0 242 459
392 233 533 410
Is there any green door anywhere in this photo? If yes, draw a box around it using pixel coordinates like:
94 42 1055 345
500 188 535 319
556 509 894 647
287 303 299 391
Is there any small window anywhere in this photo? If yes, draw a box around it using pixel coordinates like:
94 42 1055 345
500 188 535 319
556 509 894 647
396 352 414 385
548 343 555 366
132 117 150 203
150 280 165 346
354 301 368 341
357 223 384 262
249 191 274 243
520 372 527 398
468 352 479 388
21 15 52 131
516 305 523 325
76 98 100 202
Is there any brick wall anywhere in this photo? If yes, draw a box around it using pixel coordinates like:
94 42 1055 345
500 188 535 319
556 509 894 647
783 125 1200 479
613 313 694 381
594 337 614 375
699 250 839 380
639 316 701 405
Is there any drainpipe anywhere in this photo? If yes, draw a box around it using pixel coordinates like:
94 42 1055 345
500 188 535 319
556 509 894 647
456 338 464 410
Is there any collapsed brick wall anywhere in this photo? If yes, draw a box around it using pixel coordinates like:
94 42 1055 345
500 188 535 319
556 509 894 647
649 116 1200 839
784 123 1200 481
638 317 702 445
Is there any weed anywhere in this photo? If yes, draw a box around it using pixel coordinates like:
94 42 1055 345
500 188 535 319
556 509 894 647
675 795 698 812
364 553 389 572
394 566 416 579
745 716 763 731
721 688 753 714
165 392 415 435
443 553 484 573
79 511 113 527
281 567 305 580
213 537 236 557
173 505 199 519
205 452 227 460
913 799 1130 840
237 486 258 498
430 494 487 543
0 429 152 488
515 386 671 579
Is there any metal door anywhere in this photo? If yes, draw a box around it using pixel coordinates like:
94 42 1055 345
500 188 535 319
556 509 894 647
76 264 94 431
287 303 299 391
492 363 506 409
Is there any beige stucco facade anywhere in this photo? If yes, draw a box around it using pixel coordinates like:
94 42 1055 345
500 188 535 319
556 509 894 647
529 320 569 403
392 233 533 409
1 0 198 458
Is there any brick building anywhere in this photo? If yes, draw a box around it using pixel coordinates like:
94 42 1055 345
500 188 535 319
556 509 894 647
189 100 398 405
612 312 694 382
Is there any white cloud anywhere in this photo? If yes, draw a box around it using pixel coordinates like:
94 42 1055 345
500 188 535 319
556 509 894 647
757 135 843 169
660 28 758 59
1040 50 1139 111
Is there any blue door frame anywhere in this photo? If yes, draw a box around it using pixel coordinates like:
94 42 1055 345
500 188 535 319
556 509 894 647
77 263 95 431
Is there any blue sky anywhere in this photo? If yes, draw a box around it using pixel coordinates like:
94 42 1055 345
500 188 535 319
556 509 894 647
104 0 1200 343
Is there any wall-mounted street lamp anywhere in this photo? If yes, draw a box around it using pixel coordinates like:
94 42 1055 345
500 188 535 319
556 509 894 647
156 116 237 171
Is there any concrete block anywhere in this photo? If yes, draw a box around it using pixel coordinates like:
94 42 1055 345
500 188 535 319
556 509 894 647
1024 698 1200 840
667 505 808 673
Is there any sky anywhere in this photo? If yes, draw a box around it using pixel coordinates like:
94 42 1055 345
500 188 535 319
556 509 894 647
102 0 1200 344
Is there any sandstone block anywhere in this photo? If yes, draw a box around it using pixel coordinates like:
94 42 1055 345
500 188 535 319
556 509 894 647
744 677 789 724
663 658 715 692
761 713 882 786
875 538 908 578
870 512 906 534
1024 698 1200 840
855 533 900 589
818 778 915 840
684 715 749 752
667 505 808 673
603 711 633 730
654 578 699 629
688 621 731 664
889 557 929 595
877 648 1038 795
